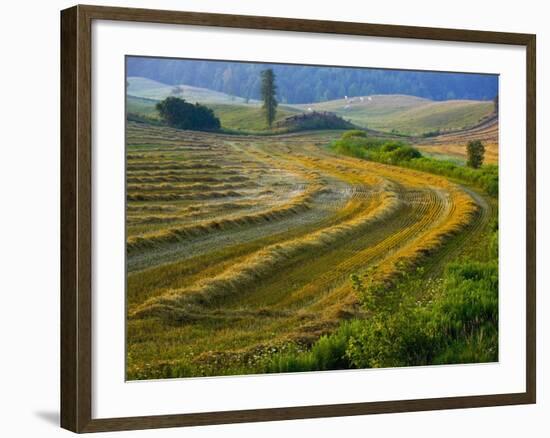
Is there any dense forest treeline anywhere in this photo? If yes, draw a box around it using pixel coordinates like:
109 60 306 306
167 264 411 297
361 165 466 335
127 57 498 104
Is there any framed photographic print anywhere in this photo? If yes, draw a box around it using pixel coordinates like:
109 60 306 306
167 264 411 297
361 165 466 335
60 4 536 433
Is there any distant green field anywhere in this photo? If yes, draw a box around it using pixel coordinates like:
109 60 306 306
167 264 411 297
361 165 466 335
127 95 300 132
127 96 160 118
208 103 300 131
294 95 494 136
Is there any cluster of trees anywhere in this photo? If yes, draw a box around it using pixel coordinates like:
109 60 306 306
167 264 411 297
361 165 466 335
155 97 220 131
127 57 499 104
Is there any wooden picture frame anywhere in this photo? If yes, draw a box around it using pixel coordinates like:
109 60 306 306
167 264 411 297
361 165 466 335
61 4 536 433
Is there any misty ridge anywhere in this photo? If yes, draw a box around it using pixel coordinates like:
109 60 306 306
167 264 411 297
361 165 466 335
127 57 498 104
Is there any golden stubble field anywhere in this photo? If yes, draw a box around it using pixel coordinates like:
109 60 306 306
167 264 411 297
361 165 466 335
125 122 494 379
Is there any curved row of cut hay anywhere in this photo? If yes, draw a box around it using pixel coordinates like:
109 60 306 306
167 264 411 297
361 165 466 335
126 182 327 253
127 162 220 171
244 149 478 320
127 175 249 184
126 187 309 232
127 181 257 193
127 200 262 225
127 189 244 202
261 187 450 311
129 183 400 320
126 127 326 248
306 183 479 320
126 183 361 304
127 204 179 213
127 169 242 179
127 161 269 178
129 176 474 323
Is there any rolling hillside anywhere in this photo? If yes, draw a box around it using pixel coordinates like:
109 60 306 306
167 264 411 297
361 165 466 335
293 95 495 136
207 103 301 131
128 76 255 104
127 95 301 132
128 88 495 138
127 81 498 162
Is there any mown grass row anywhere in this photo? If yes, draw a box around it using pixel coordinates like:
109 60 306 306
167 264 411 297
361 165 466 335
126 182 325 253
126 124 315 251
130 187 399 321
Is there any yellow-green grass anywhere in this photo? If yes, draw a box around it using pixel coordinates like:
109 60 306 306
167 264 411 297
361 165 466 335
125 122 493 379
128 89 496 140
207 103 301 132
127 94 300 132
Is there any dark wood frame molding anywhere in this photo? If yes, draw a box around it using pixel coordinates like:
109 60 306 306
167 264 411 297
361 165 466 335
61 4 536 433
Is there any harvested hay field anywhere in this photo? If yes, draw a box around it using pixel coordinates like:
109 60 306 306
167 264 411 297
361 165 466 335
126 122 495 379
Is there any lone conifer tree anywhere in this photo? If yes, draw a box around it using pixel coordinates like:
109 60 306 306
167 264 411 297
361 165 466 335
466 140 485 169
260 69 278 128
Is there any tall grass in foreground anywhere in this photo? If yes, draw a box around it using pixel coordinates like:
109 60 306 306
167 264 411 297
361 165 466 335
265 226 499 373
331 131 498 196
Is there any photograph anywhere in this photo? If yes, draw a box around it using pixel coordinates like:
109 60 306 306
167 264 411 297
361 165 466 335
125 57 499 380
0 0 543 435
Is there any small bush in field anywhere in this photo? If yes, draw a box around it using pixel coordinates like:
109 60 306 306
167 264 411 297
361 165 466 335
156 97 221 131
341 129 368 139
466 140 486 169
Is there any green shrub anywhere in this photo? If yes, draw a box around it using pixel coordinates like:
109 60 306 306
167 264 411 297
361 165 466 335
265 321 362 373
156 97 221 131
346 259 498 368
381 142 401 152
331 131 498 197
466 140 486 168
386 145 422 163
341 129 367 139
405 158 498 196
